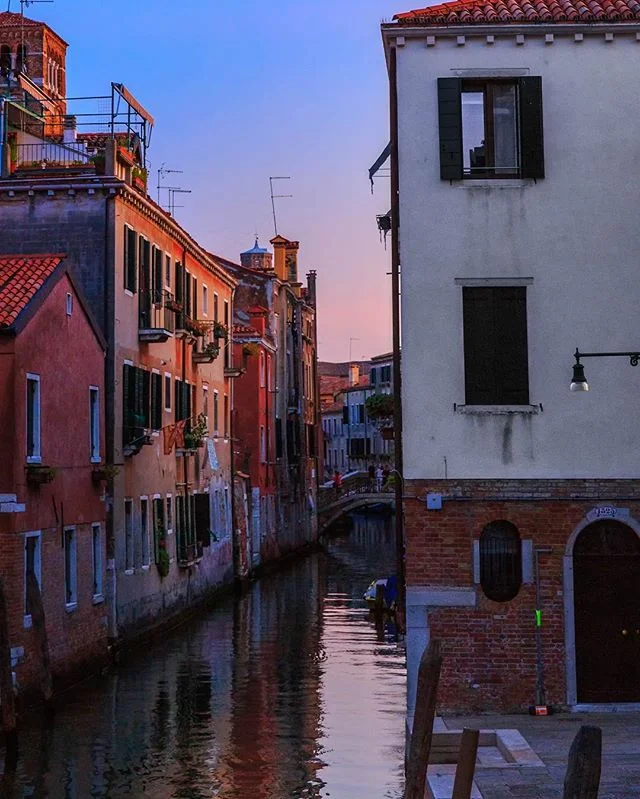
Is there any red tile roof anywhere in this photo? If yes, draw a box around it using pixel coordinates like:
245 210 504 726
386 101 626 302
0 254 65 329
394 0 640 24
0 11 42 27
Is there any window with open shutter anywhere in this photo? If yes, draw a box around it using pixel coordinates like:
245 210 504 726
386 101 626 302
151 372 162 431
438 77 544 180
123 364 134 445
153 246 163 303
463 287 529 405
124 227 137 292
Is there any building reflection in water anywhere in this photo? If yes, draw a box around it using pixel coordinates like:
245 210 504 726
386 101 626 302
1 513 404 799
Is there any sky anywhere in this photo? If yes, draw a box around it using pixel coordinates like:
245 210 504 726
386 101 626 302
24 0 409 362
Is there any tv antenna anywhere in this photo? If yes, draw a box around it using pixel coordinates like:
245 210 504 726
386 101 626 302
167 187 191 217
13 0 54 57
157 163 183 205
269 176 292 237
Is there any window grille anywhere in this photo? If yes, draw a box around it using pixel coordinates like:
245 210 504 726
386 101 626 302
479 520 522 602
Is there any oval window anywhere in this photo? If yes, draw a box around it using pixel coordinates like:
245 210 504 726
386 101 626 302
479 520 522 602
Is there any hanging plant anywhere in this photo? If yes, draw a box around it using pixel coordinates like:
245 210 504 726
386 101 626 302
157 547 170 578
242 342 260 358
213 321 228 340
365 393 395 426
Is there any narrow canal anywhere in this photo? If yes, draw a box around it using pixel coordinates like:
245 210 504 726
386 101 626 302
1 513 406 798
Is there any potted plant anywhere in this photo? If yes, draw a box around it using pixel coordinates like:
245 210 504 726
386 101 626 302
193 341 220 364
183 412 208 450
91 463 120 483
92 152 106 175
26 465 56 485
242 342 260 358
213 321 228 340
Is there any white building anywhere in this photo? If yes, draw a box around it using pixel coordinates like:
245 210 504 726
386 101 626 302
381 0 640 714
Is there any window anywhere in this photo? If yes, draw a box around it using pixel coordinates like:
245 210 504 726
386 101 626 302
164 373 172 412
166 494 173 534
462 286 529 405
151 372 162 431
479 521 522 602
223 394 229 438
124 226 137 292
165 254 171 288
92 524 103 598
152 497 165 563
140 497 150 567
123 364 151 445
267 354 273 390
124 499 134 571
24 531 41 622
203 385 209 425
202 284 209 316
260 352 265 388
26 374 41 462
213 293 219 322
260 425 266 463
66 292 73 316
89 387 100 461
370 367 377 386
64 527 77 607
438 77 544 181
213 391 219 435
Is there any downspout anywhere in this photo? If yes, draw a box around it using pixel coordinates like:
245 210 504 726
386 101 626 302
104 188 117 645
229 285 239 581
182 246 188 558
390 45 406 627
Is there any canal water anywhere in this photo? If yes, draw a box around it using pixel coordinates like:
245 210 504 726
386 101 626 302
1 513 406 798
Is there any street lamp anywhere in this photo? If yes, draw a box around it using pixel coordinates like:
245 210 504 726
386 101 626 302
570 347 640 392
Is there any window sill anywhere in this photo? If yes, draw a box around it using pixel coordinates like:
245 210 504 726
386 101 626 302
124 289 134 297
90 456 102 464
92 594 104 605
124 568 134 575
26 456 42 465
455 404 541 416
457 179 535 190
65 602 78 613
141 564 150 571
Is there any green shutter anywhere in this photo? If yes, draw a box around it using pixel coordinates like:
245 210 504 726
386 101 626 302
518 76 544 179
151 372 162 430
438 77 463 181
123 363 133 445
126 228 137 292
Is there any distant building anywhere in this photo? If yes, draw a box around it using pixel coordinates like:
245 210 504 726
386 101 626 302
322 402 347 478
0 255 107 696
223 236 320 566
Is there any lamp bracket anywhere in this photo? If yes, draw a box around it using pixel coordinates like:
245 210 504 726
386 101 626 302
574 348 640 367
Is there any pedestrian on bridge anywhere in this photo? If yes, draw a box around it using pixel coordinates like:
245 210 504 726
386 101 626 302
375 465 384 493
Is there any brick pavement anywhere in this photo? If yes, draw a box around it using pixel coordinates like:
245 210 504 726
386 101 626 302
441 712 640 798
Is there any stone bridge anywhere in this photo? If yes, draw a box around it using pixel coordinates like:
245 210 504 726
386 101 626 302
317 474 395 533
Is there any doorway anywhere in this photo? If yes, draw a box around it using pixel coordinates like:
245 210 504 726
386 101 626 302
574 519 640 703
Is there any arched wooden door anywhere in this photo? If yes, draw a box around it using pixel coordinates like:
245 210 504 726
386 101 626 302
574 519 640 703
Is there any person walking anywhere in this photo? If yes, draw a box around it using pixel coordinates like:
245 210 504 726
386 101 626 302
375 465 384 493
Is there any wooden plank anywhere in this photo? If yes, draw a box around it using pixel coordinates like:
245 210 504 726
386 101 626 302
563 725 601 799
405 639 442 799
452 728 480 799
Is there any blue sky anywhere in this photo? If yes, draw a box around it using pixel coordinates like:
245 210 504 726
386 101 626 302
26 0 409 360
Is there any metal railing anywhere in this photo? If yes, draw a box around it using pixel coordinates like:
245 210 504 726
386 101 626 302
317 472 393 512
12 141 94 171
139 290 176 333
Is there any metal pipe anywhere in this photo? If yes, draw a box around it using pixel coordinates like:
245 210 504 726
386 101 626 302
389 45 406 625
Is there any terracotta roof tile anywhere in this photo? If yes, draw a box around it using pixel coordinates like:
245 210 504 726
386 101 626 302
0 11 42 27
394 0 640 23
0 254 65 329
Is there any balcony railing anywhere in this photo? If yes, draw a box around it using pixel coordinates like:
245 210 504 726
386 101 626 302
12 141 95 174
139 290 176 342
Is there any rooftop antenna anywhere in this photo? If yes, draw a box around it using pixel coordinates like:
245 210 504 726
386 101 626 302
269 176 292 237
18 0 54 62
157 163 183 205
167 187 191 218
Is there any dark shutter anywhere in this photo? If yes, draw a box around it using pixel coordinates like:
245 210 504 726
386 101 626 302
518 76 544 179
463 287 529 405
153 247 163 302
185 273 192 318
192 277 198 320
370 368 377 386
438 77 463 181
125 227 137 292
151 372 162 430
175 378 182 422
275 418 283 459
342 406 349 424
123 363 134 445
194 494 211 549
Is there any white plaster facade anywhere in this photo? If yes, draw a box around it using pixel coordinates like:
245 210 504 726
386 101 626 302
384 24 640 481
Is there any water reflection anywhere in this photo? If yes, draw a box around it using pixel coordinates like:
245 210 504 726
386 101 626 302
1 513 405 798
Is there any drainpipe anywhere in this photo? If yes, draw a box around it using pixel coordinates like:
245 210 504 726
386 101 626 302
390 45 406 627
0 99 8 178
229 285 239 581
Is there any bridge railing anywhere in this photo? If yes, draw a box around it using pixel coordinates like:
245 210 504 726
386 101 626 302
318 472 392 512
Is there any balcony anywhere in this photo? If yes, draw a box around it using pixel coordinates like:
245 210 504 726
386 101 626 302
138 290 176 343
123 413 153 457
11 141 97 177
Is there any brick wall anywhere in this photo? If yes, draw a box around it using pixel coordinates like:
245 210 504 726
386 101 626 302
405 478 640 712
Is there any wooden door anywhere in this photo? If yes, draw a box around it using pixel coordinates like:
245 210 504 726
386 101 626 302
574 520 640 703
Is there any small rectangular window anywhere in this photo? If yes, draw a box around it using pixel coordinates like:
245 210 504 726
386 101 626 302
64 527 77 606
462 286 529 405
165 254 171 288
202 285 209 316
66 292 73 316
223 394 229 438
141 497 150 567
152 496 165 563
164 373 171 412
26 374 41 462
213 293 219 322
124 499 134 571
24 531 41 621
89 386 100 461
166 494 173 535
260 425 266 463
151 372 162 431
213 391 219 436
92 523 103 598
124 226 137 292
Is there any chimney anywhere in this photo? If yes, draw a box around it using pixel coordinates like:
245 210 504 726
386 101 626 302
349 363 360 386
270 235 299 283
63 114 77 144
306 270 317 307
